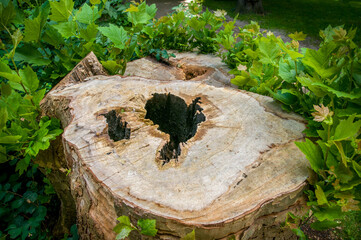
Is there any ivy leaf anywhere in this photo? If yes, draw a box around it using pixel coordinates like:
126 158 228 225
19 66 39 93
295 139 324 172
49 0 74 22
53 21 76 39
288 31 307 41
76 4 100 24
0 0 16 30
333 115 361 141
137 219 157 236
315 185 328 205
24 1 50 42
181 229 195 240
99 24 128 50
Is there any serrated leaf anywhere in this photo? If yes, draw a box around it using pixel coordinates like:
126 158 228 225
231 72 257 88
127 2 156 25
19 66 39 93
49 0 74 22
79 23 98 41
42 25 65 48
137 219 157 236
315 185 328 205
302 41 338 79
99 24 128 50
333 115 361 141
16 155 31 175
278 59 296 83
53 21 76 39
24 1 50 42
101 60 121 75
0 0 16 30
0 62 21 83
114 225 134 240
297 76 327 97
312 82 361 100
295 139 324 172
1 82 11 97
116 215 131 226
258 37 281 66
288 31 307 41
181 229 195 240
76 4 100 25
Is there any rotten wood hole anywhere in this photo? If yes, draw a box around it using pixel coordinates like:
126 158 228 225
104 93 206 165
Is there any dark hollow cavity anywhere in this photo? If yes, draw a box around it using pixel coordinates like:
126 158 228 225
145 93 206 164
103 110 131 141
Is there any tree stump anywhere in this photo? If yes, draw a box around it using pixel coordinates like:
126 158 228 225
40 52 309 239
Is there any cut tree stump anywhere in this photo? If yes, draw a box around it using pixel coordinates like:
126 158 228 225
39 52 309 240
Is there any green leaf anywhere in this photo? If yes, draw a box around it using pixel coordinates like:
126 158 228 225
231 72 257 88
302 41 338 79
278 59 296 83
24 1 50 42
295 139 324 172
314 206 343 221
0 0 16 30
315 185 328 205
90 0 100 4
0 135 21 144
79 23 98 42
16 155 31 175
333 115 361 141
334 162 354 184
114 225 134 240
182 229 195 240
288 31 307 41
137 219 157 236
352 161 361 178
312 82 361 100
310 220 339 231
42 25 65 48
99 24 128 50
101 60 121 75
14 44 51 66
53 21 76 39
0 145 7 163
9 29 23 58
0 106 7 130
0 62 21 83
257 37 280 66
268 89 298 105
7 225 21 239
116 216 131 226
49 0 74 22
291 228 307 240
127 2 156 25
297 76 327 97
76 4 100 24
1 82 11 97
19 66 39 93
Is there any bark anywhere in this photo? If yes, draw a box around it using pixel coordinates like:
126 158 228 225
40 52 309 239
236 0 264 14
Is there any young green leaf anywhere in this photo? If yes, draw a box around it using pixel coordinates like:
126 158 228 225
19 66 39 93
137 219 157 236
76 4 100 25
49 0 74 22
53 21 77 39
114 225 134 240
98 24 128 50
288 31 307 41
333 115 361 141
79 23 98 42
315 185 328 205
295 139 324 172
24 1 50 42
15 155 31 175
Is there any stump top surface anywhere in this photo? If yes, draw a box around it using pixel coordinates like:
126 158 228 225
47 75 308 225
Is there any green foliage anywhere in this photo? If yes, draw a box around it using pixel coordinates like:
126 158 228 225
113 215 158 239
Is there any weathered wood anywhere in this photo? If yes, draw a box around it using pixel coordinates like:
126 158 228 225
40 52 309 239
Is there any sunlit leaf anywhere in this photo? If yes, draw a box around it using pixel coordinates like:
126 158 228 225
49 0 74 22
137 219 157 236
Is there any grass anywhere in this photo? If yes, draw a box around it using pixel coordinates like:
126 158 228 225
203 0 361 44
